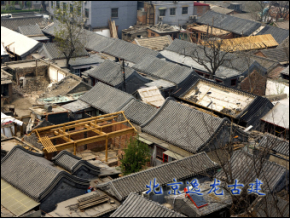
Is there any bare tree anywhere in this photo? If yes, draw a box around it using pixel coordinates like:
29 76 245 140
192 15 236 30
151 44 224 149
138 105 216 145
53 1 87 68
190 38 239 80
270 1 289 21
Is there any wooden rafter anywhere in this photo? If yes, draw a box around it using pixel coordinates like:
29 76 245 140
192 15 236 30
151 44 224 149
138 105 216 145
30 112 136 162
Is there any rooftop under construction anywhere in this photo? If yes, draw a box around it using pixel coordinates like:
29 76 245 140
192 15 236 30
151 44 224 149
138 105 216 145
29 111 137 162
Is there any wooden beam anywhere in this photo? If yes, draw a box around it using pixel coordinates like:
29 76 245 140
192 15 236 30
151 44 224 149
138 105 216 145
107 127 135 139
33 112 124 132
105 136 108 162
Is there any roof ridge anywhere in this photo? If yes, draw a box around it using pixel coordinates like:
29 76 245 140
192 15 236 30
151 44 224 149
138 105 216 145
99 151 215 184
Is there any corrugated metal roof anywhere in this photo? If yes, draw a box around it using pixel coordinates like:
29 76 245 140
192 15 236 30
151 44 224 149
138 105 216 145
1 26 41 57
259 133 289 157
97 152 218 201
134 35 173 51
110 193 185 217
203 34 279 52
256 25 289 44
197 10 261 36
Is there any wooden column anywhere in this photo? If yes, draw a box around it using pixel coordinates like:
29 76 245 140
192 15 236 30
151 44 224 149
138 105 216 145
105 136 109 163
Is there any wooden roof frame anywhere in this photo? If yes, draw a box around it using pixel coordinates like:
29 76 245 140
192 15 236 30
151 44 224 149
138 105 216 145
29 111 137 162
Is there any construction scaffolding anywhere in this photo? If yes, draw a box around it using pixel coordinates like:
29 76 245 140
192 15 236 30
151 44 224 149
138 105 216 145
29 111 137 162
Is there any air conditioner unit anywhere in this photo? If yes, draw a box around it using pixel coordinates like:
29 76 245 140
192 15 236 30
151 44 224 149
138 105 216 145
159 16 164 21
190 15 197 19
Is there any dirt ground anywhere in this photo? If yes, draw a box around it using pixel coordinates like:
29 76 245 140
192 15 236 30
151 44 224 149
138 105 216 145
9 83 45 118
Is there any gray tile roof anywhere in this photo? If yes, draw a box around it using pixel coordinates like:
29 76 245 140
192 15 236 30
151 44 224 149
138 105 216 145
1 146 89 202
250 55 279 72
256 25 289 44
140 98 228 154
166 181 232 217
216 150 287 192
197 10 261 36
85 60 152 94
39 43 89 60
254 195 289 217
97 152 218 201
121 99 158 125
210 6 234 14
1 16 50 31
101 39 159 64
258 47 289 64
69 54 104 66
61 99 91 113
110 193 185 217
164 39 256 74
87 60 135 86
18 24 43 36
259 133 289 157
84 29 116 52
42 21 116 53
79 82 135 114
132 55 195 84
52 151 100 175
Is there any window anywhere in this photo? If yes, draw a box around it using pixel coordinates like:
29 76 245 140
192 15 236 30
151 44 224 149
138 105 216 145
159 9 166 16
231 79 237 86
205 74 210 79
51 1 53 8
182 7 188 14
215 79 222 83
151 32 155 37
170 8 176 15
85 8 89 18
111 8 118 18
70 3 73 13
56 1 60 9
62 2 66 11
156 146 165 160
163 154 168 163
201 33 207 40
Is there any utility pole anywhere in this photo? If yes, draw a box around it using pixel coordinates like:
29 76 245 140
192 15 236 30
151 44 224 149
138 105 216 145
121 59 126 92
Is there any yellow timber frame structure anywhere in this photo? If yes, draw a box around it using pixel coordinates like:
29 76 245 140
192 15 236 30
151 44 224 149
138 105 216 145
29 111 137 162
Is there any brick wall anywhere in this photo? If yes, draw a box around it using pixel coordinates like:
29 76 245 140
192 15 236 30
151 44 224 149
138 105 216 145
240 70 267 96
194 5 210 18
137 10 147 24
147 29 161 37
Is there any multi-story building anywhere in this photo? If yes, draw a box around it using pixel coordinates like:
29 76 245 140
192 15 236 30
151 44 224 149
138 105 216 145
138 1 195 26
48 1 137 38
